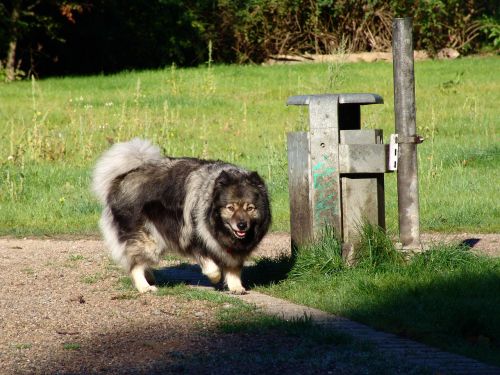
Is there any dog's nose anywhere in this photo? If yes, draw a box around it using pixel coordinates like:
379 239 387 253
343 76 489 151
237 222 247 230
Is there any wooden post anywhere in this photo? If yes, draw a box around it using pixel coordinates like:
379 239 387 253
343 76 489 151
287 132 313 245
393 17 422 249
287 95 342 247
287 93 387 250
340 130 385 256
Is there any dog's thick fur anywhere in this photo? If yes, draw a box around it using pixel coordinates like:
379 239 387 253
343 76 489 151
92 139 271 294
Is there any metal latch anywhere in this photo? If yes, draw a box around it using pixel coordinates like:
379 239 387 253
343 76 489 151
388 134 424 171
397 135 424 144
388 134 399 171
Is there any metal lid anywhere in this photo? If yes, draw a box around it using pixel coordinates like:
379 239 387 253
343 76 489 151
287 93 383 106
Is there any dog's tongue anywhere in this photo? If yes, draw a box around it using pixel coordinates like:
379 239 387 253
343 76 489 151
235 230 246 238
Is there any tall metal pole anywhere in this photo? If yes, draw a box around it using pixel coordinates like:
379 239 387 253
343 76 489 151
392 17 421 249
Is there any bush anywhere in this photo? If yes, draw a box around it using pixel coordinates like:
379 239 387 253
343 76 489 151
196 0 499 63
1 0 498 76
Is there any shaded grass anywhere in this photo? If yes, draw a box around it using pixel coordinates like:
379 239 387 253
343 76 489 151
0 56 499 235
258 228 500 366
153 283 432 374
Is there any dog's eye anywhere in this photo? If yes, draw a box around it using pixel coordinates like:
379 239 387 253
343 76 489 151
246 204 255 212
226 205 235 212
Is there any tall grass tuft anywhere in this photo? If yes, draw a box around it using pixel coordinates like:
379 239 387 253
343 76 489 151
288 224 403 280
355 223 405 269
288 228 344 279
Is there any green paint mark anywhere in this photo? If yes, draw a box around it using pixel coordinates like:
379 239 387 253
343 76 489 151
312 161 325 171
312 159 339 220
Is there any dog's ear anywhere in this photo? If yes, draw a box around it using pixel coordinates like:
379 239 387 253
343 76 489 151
247 171 265 189
216 170 232 187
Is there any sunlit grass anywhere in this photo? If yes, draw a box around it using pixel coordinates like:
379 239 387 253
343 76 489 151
0 56 499 235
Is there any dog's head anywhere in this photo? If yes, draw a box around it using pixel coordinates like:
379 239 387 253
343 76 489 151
212 169 271 246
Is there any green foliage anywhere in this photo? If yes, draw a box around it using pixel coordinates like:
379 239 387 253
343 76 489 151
63 343 81 350
355 224 404 269
194 0 499 64
480 16 500 51
1 1 498 76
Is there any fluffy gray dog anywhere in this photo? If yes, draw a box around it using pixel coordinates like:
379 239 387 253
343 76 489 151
92 139 271 294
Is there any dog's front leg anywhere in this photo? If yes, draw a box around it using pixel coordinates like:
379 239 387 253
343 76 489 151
199 256 222 285
130 264 158 293
225 267 246 294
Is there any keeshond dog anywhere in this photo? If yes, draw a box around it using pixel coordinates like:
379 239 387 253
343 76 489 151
92 139 271 294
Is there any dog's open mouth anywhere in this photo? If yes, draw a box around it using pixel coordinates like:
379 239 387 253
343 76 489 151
232 229 247 239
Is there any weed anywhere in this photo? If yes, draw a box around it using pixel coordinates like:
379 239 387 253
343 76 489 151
355 223 404 269
68 254 84 262
21 268 35 275
63 343 81 350
326 36 349 91
14 343 32 350
81 273 104 284
110 292 138 300
288 230 344 279
117 276 134 291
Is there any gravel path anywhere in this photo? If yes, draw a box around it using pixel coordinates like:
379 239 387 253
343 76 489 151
0 232 498 374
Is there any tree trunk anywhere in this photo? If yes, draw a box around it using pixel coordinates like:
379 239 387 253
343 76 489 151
5 2 21 82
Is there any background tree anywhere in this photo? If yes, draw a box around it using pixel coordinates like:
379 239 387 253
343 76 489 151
0 0 498 78
0 0 83 81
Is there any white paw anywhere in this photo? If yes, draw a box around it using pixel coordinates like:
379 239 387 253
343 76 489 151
228 285 247 295
136 284 158 293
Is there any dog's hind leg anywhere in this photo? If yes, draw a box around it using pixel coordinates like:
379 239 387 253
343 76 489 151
199 257 222 285
125 233 161 293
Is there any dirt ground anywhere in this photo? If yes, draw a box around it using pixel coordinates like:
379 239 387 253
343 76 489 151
0 232 498 374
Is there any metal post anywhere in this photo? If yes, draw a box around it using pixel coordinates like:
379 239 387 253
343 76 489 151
392 17 421 249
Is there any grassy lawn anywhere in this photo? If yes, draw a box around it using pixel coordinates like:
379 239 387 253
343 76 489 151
0 55 499 235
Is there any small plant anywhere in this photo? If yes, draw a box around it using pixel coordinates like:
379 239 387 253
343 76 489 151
326 36 349 91
63 343 81 350
203 40 216 95
14 343 32 350
117 276 134 290
81 273 103 284
21 267 35 275
69 254 84 261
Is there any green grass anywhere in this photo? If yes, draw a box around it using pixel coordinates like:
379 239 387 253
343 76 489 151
62 343 81 351
255 228 500 366
0 56 499 235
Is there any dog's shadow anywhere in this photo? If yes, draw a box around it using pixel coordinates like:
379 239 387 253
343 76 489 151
152 263 213 288
153 252 296 290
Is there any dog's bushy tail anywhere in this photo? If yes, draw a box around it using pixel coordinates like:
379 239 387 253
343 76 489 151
92 138 162 204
